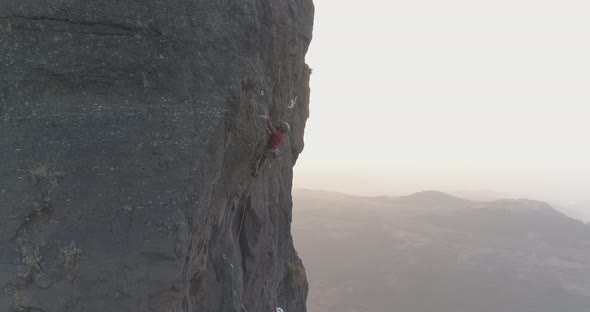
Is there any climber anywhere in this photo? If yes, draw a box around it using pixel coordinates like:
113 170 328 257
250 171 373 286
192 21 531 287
251 116 290 177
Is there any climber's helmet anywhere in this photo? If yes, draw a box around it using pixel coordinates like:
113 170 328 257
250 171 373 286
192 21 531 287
280 122 290 133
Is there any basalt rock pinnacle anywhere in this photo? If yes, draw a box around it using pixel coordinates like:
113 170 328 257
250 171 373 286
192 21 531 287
0 1 314 311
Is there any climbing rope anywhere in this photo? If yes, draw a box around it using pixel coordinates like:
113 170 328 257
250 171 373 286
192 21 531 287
237 179 256 242
222 253 249 312
221 176 257 312
221 141 288 312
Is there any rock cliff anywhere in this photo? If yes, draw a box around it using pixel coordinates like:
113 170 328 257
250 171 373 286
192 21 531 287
0 1 314 311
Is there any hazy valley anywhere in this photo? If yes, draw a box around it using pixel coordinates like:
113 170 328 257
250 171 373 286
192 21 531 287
293 189 590 312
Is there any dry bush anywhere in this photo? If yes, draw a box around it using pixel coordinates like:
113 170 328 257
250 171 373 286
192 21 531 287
18 241 42 272
29 164 64 193
60 241 83 271
287 260 307 287
11 288 23 311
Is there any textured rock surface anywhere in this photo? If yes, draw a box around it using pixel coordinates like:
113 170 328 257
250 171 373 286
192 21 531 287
0 1 314 311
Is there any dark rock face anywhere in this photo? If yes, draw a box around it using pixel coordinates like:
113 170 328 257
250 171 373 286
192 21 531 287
0 1 314 311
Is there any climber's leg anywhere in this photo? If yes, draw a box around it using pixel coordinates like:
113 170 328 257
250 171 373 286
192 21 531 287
251 153 263 177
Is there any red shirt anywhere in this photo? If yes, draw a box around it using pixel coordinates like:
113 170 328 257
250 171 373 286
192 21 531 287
266 130 285 150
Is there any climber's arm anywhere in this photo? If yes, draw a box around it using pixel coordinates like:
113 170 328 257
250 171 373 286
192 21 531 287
266 117 276 133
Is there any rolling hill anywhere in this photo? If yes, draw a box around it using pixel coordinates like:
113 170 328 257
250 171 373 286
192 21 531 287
292 189 590 312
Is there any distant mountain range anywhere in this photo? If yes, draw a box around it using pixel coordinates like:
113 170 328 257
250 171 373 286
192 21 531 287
553 201 590 224
449 190 590 223
292 189 590 312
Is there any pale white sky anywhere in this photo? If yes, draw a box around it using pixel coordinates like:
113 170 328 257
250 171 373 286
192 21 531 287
293 0 590 201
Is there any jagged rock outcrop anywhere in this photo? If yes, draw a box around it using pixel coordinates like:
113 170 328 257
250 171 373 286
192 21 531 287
0 1 314 311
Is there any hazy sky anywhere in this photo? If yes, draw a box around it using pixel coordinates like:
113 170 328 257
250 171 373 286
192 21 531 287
293 0 590 201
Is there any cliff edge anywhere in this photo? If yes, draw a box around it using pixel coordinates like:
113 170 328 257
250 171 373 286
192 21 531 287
0 1 314 311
